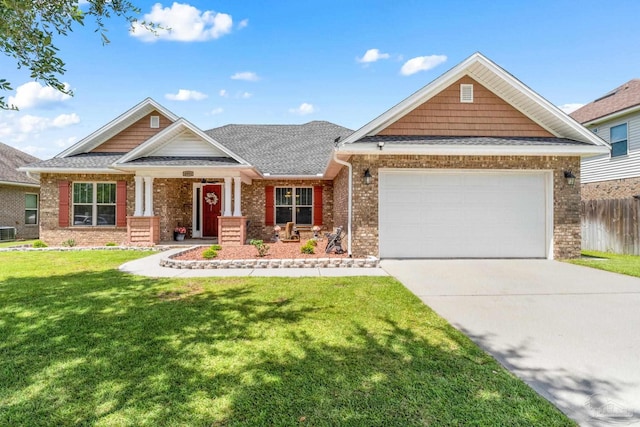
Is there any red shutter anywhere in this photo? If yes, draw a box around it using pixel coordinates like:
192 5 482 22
313 186 323 226
265 186 275 226
58 181 70 227
116 181 127 227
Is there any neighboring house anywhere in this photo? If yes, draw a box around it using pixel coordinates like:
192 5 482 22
0 142 40 240
21 53 608 258
571 79 640 200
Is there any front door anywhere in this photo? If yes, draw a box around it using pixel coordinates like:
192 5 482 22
202 184 222 237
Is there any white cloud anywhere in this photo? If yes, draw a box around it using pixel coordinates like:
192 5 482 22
219 89 228 97
237 91 252 99
0 112 80 144
165 89 208 101
559 103 584 114
8 81 72 109
238 19 249 29
231 71 260 81
400 55 447 76
55 136 79 148
208 107 224 115
289 103 315 115
130 2 233 42
357 48 390 63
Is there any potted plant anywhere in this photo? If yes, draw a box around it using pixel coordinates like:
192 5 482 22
174 226 187 241
312 225 321 239
273 225 281 242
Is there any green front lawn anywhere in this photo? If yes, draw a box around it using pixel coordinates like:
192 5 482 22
0 251 573 426
0 239 37 248
568 250 640 277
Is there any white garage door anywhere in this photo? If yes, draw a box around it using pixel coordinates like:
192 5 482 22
379 170 550 258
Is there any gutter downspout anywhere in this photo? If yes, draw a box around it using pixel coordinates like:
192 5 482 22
332 148 352 256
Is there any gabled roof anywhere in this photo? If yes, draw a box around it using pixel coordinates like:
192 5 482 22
570 79 640 124
57 98 179 157
114 118 251 167
206 121 352 176
341 52 608 149
0 142 40 186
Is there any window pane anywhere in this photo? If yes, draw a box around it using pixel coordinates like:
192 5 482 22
73 183 93 204
73 205 93 225
296 207 312 225
97 183 116 204
25 210 37 224
25 194 38 209
611 140 627 157
97 205 116 226
276 206 292 224
275 188 293 206
296 187 313 206
611 124 627 143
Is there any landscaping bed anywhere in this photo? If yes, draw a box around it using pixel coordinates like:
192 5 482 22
175 240 349 260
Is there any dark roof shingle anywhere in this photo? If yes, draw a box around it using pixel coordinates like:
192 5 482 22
23 153 124 169
0 142 40 185
571 79 640 123
206 121 352 175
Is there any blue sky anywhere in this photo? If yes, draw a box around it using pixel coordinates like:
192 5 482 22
1 0 640 159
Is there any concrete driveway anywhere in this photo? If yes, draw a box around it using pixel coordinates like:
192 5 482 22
381 259 640 427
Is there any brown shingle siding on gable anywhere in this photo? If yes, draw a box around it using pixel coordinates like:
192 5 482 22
91 111 172 153
378 76 554 137
571 79 640 124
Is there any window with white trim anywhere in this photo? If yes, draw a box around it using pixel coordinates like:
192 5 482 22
610 123 628 158
25 193 38 225
275 187 313 225
73 182 116 226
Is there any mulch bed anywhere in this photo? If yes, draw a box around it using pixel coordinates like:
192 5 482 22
174 240 349 261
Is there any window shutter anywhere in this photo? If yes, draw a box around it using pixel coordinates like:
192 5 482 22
313 186 323 226
265 186 275 226
58 181 70 227
116 181 127 227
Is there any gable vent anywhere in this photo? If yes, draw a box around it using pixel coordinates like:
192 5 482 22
460 84 474 103
150 115 160 128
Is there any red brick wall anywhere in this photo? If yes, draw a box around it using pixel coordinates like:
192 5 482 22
0 184 40 240
581 177 640 201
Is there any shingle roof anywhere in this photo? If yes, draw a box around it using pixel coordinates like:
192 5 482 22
571 79 640 124
205 121 352 175
0 142 40 185
123 156 239 166
357 135 591 146
23 153 123 169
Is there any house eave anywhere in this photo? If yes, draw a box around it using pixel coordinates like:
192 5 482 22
261 173 328 180
337 144 611 157
18 167 127 174
0 179 40 188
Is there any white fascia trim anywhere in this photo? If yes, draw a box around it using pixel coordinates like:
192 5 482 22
342 52 608 148
18 167 126 174
114 118 252 166
57 98 179 158
338 143 611 157
260 175 330 180
583 104 640 127
0 180 40 188
112 164 254 171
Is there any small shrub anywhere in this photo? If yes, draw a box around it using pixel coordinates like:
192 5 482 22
301 241 315 255
61 239 76 247
105 242 117 247
210 244 222 251
32 240 47 248
306 239 317 247
203 248 218 259
250 239 270 257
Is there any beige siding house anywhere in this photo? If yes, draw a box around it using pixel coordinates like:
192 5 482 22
22 53 608 258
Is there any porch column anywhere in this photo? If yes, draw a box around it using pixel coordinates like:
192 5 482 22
233 177 242 217
134 176 144 216
143 177 154 216
223 177 232 216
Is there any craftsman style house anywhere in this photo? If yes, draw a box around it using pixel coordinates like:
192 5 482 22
22 53 609 258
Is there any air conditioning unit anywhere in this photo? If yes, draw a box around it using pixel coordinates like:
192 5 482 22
0 227 16 241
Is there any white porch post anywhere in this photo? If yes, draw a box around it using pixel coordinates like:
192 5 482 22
143 177 154 216
223 177 232 216
233 177 242 217
134 176 144 216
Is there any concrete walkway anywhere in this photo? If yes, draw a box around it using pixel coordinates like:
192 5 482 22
119 248 388 277
381 259 640 427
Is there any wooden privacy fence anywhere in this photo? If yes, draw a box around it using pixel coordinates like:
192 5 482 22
581 198 640 254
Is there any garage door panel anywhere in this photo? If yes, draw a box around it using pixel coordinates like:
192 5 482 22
379 170 548 258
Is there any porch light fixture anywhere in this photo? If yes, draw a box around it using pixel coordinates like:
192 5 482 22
377 140 385 151
201 178 207 183
564 170 576 186
363 168 372 185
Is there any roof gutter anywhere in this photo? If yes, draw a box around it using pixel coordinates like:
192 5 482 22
0 179 40 188
337 144 611 157
332 148 352 257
